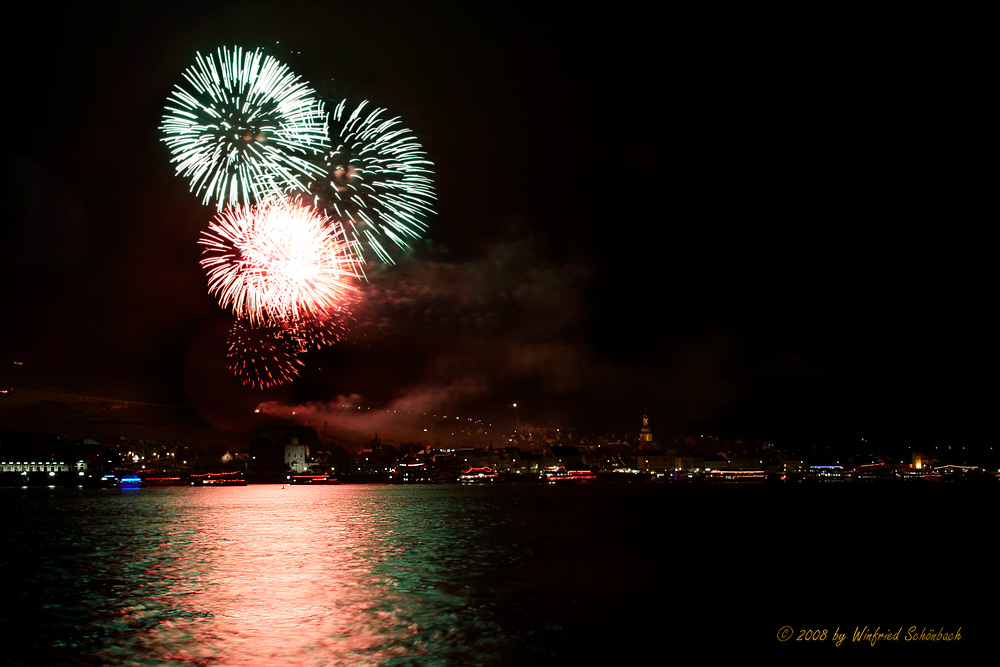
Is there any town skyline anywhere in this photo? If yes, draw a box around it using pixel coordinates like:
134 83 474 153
3 376 996 475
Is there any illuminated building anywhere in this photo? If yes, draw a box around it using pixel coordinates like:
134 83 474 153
284 438 310 473
638 411 654 449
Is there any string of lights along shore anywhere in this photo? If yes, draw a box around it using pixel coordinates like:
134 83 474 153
160 45 436 389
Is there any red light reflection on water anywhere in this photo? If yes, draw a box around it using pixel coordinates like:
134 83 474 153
105 486 433 666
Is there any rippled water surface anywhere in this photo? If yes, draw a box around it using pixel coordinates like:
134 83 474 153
1 483 990 664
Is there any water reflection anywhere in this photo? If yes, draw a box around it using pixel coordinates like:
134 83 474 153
3 483 989 664
3 486 544 666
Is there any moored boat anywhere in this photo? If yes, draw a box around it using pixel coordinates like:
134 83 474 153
288 473 338 484
543 466 596 484
459 466 500 483
141 475 187 486
119 474 143 489
189 471 247 486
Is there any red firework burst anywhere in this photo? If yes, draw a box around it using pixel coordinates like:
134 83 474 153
199 198 362 326
226 319 305 390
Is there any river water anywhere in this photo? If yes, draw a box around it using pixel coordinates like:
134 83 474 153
0 482 990 664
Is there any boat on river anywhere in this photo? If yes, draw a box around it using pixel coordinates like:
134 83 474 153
141 475 187 486
288 473 338 484
459 466 500 483
119 474 143 489
543 466 596 484
189 471 247 486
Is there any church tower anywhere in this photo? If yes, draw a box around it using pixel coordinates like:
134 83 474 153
638 411 654 449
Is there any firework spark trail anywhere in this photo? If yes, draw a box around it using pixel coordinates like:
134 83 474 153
302 99 436 266
227 319 305 390
161 46 329 210
199 198 363 326
281 305 354 352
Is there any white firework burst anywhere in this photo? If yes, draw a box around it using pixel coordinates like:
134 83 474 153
161 46 329 210
304 99 436 266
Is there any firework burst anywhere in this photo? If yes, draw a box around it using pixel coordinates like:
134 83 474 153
199 198 362 326
161 46 329 210
226 319 304 390
303 99 436 266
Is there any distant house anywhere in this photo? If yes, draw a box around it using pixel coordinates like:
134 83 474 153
635 450 672 473
675 455 706 472
220 451 249 467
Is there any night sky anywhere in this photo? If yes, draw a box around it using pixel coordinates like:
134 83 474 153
3 3 994 449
